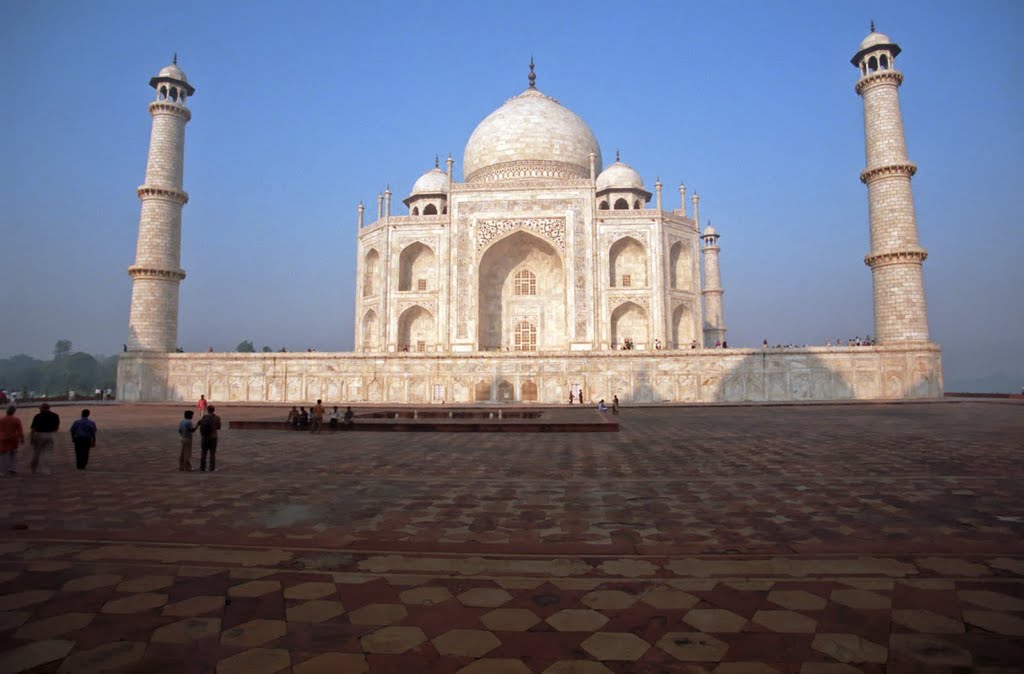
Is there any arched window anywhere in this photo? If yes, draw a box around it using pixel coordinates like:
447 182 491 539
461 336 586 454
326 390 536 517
521 379 538 401
633 200 641 209
412 206 419 215
442 206 447 214
513 269 536 296
868 56 878 73
514 321 537 351
170 87 178 102
159 85 167 100
879 54 889 70
599 201 609 210
363 250 380 297
423 203 438 215
614 198 629 210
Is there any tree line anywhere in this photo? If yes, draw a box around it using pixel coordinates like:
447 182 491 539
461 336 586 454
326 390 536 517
0 340 118 398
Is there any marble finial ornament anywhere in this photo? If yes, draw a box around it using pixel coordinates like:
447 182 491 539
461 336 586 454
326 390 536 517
435 154 439 169
173 52 177 65
870 19 875 32
528 56 536 89
615 149 620 162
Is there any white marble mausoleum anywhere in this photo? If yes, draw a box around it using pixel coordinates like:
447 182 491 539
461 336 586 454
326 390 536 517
118 30 943 404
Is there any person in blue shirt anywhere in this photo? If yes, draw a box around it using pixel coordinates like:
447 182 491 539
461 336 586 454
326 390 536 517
69 409 97 470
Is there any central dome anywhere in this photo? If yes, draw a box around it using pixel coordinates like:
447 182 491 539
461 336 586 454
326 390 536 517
463 87 602 184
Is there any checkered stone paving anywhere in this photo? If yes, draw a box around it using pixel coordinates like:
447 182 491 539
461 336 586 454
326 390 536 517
0 401 1022 672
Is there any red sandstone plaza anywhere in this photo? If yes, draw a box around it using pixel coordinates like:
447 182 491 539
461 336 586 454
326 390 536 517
0 400 1022 673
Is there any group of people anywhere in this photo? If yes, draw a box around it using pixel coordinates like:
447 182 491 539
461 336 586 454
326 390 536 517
0 403 98 474
177 397 222 471
286 401 354 431
596 395 620 414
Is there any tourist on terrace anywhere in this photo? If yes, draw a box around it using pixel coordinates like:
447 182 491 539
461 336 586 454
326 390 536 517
612 395 619 415
0 405 24 475
287 406 300 429
328 406 341 428
343 406 354 426
69 409 97 470
178 410 196 471
597 399 608 412
29 403 59 475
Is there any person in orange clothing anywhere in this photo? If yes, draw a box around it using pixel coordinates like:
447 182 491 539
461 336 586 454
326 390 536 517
0 405 26 475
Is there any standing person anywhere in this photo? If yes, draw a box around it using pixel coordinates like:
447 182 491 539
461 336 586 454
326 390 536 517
29 403 60 474
197 394 208 414
197 405 222 472
0 405 25 475
612 395 619 415
69 409 97 470
343 406 354 426
311 399 325 433
178 410 196 471
568 391 574 405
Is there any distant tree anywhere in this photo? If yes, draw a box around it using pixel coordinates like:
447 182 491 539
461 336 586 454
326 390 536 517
53 339 72 360
236 340 255 353
261 346 272 353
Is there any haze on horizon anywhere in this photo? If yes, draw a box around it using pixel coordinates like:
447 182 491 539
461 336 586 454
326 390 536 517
2 0 1021 393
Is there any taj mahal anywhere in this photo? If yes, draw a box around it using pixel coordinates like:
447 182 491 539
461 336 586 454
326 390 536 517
118 26 943 404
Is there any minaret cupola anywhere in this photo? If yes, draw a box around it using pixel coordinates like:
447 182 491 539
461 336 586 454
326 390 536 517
596 151 651 210
404 156 449 216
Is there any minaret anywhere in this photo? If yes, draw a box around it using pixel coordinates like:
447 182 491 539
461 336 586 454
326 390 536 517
853 24 930 343
701 222 726 347
126 57 195 352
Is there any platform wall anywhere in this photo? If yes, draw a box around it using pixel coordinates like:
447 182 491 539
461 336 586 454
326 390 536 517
117 345 942 404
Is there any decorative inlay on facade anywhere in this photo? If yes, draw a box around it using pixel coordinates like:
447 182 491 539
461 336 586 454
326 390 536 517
609 295 650 312
859 162 917 183
855 69 903 94
128 265 186 281
864 249 928 267
602 230 651 249
147 101 191 120
395 236 439 253
466 160 589 184
397 299 437 316
137 186 189 204
477 218 566 255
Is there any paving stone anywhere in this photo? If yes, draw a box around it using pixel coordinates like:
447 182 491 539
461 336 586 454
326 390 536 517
889 633 972 666
456 659 533 674
580 590 636 610
580 632 650 660
0 589 55 610
799 665 863 674
101 591 168 613
683 608 748 632
0 639 74 672
347 602 407 625
432 628 501 656
163 594 225 616
294 652 369 674
958 589 1024 612
481 607 541 631
456 587 513 607
640 586 700 609
915 557 990 576
714 664 781 674
220 618 287 647
542 662 615 674
286 599 346 623
891 608 964 633
812 633 887 664
284 581 336 600
399 586 453 605
61 573 123 591
359 625 427 654
829 589 891 610
227 579 281 598
14 611 94 639
752 609 817 633
767 589 827 611
116 575 175 593
216 647 290 674
56 640 146 673
546 609 609 632
0 610 31 631
151 616 222 643
962 610 1024 636
656 632 729 661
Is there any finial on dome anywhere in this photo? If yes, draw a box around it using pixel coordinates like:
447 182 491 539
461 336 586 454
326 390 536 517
870 19 875 32
528 56 536 89
615 149 620 163
435 154 439 169
173 52 178 65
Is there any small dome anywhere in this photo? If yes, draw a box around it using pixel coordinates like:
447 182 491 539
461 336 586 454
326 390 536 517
409 167 448 196
703 224 718 237
859 30 892 52
596 160 645 192
157 64 188 83
463 87 602 183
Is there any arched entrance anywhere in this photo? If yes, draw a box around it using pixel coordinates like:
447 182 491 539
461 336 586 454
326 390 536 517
397 305 434 352
478 231 565 351
610 301 649 349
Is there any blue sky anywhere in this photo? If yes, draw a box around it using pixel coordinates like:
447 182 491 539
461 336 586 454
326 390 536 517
1 0 1022 392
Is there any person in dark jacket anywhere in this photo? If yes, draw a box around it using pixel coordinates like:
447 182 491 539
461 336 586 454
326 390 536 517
30 403 60 474
69 409 97 470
